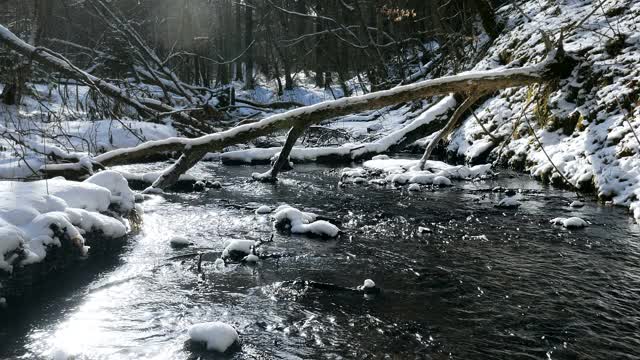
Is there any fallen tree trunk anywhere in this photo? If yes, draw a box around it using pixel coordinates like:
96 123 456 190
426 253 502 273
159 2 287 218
35 44 573 190
0 24 212 137
221 96 457 165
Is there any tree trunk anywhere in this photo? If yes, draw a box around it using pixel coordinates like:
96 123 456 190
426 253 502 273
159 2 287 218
472 0 501 39
243 2 254 89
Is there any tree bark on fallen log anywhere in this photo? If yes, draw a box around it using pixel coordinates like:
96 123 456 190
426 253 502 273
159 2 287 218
419 93 483 169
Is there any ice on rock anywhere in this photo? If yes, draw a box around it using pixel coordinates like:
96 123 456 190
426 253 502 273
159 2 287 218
188 321 239 352
273 205 339 238
408 183 421 192
255 205 272 214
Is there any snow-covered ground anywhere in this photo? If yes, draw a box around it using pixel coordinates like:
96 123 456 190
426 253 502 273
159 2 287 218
446 0 640 221
0 171 135 273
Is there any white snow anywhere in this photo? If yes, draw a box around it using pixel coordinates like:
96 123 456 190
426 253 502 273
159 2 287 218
550 216 588 228
188 321 239 352
408 183 421 192
569 201 585 208
363 279 375 288
242 254 259 263
255 205 272 214
272 205 339 238
0 177 131 272
221 239 256 259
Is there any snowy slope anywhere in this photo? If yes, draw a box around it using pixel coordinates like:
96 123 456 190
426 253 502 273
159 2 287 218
446 0 640 221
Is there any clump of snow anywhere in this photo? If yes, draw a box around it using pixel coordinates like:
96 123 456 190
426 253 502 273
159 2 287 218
0 178 131 272
255 205 272 214
432 176 452 187
408 183 421 192
188 321 239 352
85 171 136 213
272 205 339 238
222 239 257 261
569 201 585 208
362 279 375 288
242 253 259 263
550 217 588 228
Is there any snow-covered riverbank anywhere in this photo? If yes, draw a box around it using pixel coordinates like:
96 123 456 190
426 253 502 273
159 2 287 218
0 171 137 303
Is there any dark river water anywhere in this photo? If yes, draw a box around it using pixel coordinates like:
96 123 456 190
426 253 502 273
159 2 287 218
1 162 640 359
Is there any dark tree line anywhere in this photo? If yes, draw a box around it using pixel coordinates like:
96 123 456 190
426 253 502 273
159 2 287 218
1 0 502 105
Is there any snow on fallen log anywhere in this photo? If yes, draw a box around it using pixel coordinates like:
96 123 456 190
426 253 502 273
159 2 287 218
93 46 567 169
222 96 457 165
0 172 136 302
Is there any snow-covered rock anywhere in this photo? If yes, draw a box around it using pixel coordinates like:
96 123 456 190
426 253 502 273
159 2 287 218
255 205 272 214
272 205 339 238
407 183 421 192
242 253 259 263
84 171 136 212
432 176 452 187
550 216 588 228
188 321 239 352
496 196 521 209
221 239 256 261
569 201 585 208
169 235 191 248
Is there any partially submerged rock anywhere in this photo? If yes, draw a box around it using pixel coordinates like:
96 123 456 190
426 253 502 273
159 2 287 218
550 216 588 228
272 205 339 238
188 321 239 353
170 235 191 248
221 239 257 261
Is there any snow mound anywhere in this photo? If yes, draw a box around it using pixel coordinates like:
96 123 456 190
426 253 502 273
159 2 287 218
408 183 421 192
569 201 585 208
85 171 136 212
0 178 130 272
222 239 257 261
551 217 587 228
272 205 339 238
255 205 272 214
188 321 239 352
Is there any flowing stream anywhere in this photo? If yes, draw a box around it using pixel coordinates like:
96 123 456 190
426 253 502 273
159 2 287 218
1 162 640 359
